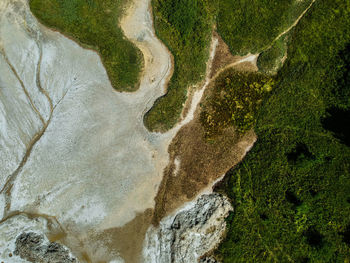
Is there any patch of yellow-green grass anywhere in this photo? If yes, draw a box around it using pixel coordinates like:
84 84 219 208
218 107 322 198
200 69 274 138
30 0 143 92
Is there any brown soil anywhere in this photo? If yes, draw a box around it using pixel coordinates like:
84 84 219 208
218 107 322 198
61 209 154 263
211 32 241 78
152 81 256 224
93 209 153 263
152 33 258 225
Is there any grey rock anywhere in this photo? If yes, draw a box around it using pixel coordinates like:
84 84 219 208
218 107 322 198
14 232 79 263
199 257 218 263
143 193 232 263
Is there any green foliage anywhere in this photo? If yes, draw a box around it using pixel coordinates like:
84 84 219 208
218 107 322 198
217 0 313 55
145 0 317 132
257 34 289 74
144 0 217 131
216 0 350 262
29 0 142 91
200 70 274 138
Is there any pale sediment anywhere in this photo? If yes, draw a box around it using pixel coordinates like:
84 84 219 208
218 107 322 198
0 213 78 262
0 0 173 261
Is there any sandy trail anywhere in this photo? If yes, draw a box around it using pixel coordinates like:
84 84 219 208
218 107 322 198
264 0 316 51
210 53 259 82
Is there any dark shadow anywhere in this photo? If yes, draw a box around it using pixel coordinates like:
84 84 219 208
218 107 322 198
325 156 333 162
287 143 314 164
333 44 350 105
260 213 268 220
285 190 302 206
340 224 350 246
304 227 324 248
298 257 309 263
309 189 317 197
321 107 350 147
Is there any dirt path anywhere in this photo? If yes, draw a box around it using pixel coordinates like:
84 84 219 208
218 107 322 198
210 53 259 83
264 0 316 51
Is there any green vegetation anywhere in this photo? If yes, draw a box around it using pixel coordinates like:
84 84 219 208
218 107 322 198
144 0 216 131
217 0 313 55
30 0 143 91
200 70 274 138
215 0 350 262
145 0 317 131
257 34 289 74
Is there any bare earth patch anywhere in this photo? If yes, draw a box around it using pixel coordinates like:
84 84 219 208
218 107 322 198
152 48 258 224
153 101 256 224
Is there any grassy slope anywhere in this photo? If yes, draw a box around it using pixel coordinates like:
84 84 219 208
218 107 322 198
200 70 274 138
257 33 289 74
145 0 316 132
29 0 142 92
215 0 350 262
144 0 216 131
217 0 313 55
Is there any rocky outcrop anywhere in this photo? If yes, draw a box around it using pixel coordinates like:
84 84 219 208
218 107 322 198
143 193 232 263
14 232 78 263
199 257 218 263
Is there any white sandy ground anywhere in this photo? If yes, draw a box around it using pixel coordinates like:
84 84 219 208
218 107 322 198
173 157 181 177
0 0 173 232
0 214 49 262
0 0 258 261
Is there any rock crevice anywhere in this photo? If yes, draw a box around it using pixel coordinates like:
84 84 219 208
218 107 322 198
143 193 232 263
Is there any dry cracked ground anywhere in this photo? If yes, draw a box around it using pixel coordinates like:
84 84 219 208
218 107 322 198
0 0 257 262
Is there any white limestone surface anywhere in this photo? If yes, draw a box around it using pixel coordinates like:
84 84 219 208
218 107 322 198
0 0 172 234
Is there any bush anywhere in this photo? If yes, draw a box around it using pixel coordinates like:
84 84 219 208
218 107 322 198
217 0 313 54
200 70 274 138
